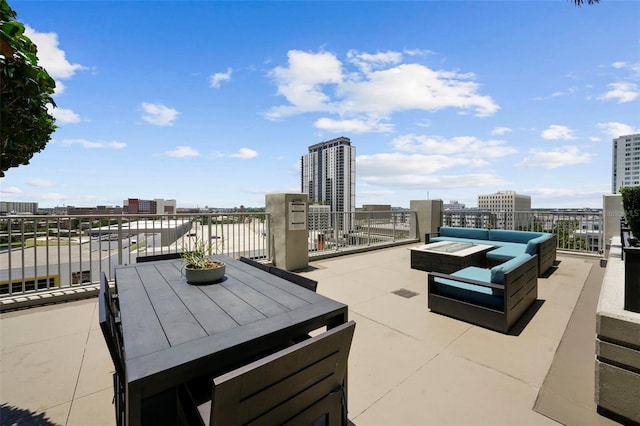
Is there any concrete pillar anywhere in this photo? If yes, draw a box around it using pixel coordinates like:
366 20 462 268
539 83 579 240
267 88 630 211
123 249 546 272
410 200 443 243
266 193 309 271
603 194 624 254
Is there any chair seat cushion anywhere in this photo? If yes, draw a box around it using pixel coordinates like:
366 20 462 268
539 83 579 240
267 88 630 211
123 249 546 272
486 245 525 262
433 269 503 309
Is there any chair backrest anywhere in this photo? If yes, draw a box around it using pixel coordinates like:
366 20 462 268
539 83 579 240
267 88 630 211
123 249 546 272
269 266 318 292
239 256 271 272
208 321 355 425
99 274 125 378
136 252 183 263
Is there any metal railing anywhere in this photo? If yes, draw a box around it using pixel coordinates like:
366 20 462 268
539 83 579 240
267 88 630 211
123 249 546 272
443 209 603 254
308 210 417 258
0 213 269 296
0 210 418 297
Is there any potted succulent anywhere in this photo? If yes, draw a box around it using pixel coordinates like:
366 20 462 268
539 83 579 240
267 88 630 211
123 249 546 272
181 237 225 284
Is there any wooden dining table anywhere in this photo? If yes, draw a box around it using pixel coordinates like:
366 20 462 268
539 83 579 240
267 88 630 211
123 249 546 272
114 255 348 425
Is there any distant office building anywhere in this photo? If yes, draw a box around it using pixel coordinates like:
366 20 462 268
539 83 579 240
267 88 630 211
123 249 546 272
443 208 496 229
67 205 123 215
443 200 466 210
0 201 38 215
478 190 531 229
612 133 640 193
123 198 176 214
301 137 356 231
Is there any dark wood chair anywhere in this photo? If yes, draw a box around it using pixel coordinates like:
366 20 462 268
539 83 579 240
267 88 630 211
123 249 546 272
239 256 271 272
184 320 355 425
136 252 183 263
269 266 318 292
98 272 126 426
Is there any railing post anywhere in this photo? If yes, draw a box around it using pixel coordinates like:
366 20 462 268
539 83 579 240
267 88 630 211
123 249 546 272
117 216 123 266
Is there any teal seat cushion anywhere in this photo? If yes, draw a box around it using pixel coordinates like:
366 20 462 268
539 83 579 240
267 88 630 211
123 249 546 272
490 254 531 284
439 227 489 240
486 245 524 262
432 273 502 309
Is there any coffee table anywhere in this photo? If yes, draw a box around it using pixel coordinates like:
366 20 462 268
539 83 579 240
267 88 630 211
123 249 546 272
410 241 494 274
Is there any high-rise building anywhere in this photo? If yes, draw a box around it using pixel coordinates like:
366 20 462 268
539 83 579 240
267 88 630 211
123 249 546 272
478 190 531 229
301 137 356 231
612 133 640 193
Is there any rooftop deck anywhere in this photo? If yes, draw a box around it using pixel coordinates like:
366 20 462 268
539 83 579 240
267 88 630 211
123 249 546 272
0 245 619 425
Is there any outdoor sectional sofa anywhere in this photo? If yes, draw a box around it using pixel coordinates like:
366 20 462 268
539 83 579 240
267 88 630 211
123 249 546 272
428 227 557 277
424 227 555 333
428 253 538 333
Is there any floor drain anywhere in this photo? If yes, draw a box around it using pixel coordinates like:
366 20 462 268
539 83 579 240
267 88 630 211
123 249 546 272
392 288 419 298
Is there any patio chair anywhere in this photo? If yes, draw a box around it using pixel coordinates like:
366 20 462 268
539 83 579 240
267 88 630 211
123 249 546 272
136 252 183 263
239 256 271 272
98 272 126 426
269 266 318 292
183 320 356 426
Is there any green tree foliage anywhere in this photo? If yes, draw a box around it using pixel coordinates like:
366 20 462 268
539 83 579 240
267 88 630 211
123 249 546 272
620 186 640 238
1 0 56 177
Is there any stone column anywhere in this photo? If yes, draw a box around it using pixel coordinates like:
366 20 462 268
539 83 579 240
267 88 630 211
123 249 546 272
266 193 309 271
410 199 443 242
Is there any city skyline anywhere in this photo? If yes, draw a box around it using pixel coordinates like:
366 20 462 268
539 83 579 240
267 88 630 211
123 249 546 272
1 1 639 209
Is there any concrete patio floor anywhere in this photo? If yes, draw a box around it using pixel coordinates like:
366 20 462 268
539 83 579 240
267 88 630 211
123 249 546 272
0 245 620 425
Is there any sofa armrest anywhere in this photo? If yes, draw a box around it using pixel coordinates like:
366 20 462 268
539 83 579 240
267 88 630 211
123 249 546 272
428 272 504 291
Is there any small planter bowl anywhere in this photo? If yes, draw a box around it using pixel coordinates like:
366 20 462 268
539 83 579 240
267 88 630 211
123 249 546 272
184 263 225 285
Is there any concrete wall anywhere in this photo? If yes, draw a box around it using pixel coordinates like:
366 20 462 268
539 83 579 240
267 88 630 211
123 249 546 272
266 193 309 271
410 200 443 242
595 236 640 423
603 194 624 253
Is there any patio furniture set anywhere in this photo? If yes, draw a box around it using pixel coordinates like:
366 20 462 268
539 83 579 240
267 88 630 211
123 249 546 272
411 227 557 334
99 254 354 425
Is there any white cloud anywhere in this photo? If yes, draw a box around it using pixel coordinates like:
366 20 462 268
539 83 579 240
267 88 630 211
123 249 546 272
357 152 486 176
391 134 517 158
491 127 512 136
165 146 200 158
60 139 126 149
27 179 55 187
541 125 576 140
48 105 80 124
517 145 592 169
336 64 499 117
24 25 85 94
314 117 393 133
551 86 577 97
267 50 343 118
360 172 507 189
598 82 639 103
210 68 232 88
0 186 22 195
141 102 180 126
229 148 258 159
266 49 499 124
597 122 640 139
346 49 403 74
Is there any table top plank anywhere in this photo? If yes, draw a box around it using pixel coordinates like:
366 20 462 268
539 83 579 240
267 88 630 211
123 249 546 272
116 266 170 360
127 297 347 383
136 264 209 347
156 263 240 335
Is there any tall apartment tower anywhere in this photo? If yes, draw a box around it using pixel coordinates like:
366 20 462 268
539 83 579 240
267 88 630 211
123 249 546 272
301 137 356 230
478 190 531 230
612 133 640 193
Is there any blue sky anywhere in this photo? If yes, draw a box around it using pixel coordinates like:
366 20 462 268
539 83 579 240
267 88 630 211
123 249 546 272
2 1 639 209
